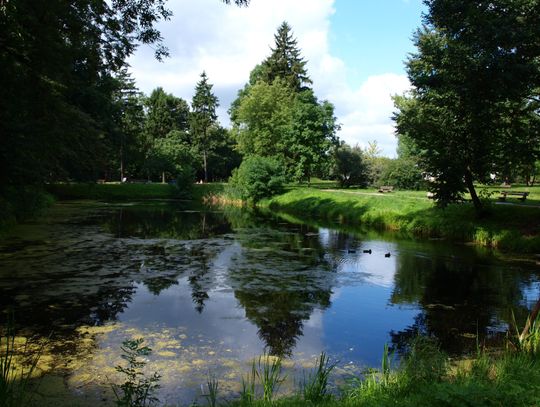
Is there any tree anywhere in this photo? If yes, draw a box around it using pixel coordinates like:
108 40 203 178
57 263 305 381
0 0 250 194
190 72 220 183
331 143 368 188
231 22 339 183
258 21 312 92
145 87 190 140
362 140 392 187
111 69 146 182
228 156 285 203
0 0 174 188
233 79 295 158
145 130 194 184
393 0 540 213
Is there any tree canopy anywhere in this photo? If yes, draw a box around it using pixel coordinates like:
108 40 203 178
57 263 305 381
190 72 220 182
230 22 339 183
0 0 248 190
393 0 540 212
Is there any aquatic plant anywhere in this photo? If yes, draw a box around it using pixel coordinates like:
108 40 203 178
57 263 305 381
301 352 336 403
239 353 285 404
239 361 257 405
510 307 540 355
202 374 219 407
111 338 161 407
257 354 285 402
0 318 44 407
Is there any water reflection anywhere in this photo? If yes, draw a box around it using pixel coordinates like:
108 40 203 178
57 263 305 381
0 201 539 402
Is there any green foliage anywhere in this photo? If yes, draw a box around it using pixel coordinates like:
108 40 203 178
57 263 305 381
264 188 540 253
111 338 161 407
302 352 336 403
144 130 195 185
239 354 285 404
402 337 447 384
202 374 220 407
0 0 172 187
0 318 44 407
228 156 286 203
331 143 369 188
393 1 540 212
231 23 339 183
190 72 220 182
144 87 190 141
258 21 312 92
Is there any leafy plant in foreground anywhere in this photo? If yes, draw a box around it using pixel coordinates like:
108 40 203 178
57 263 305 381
111 338 161 407
302 352 336 403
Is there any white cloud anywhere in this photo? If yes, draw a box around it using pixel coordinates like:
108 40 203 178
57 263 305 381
128 0 411 157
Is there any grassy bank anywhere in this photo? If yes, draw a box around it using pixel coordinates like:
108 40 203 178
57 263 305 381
262 188 540 253
226 347 540 407
46 182 225 202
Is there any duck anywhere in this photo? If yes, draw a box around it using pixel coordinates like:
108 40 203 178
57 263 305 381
363 249 372 254
347 249 356 253
384 252 391 258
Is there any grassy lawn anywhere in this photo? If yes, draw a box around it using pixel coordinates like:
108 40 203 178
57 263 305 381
46 182 225 201
263 186 540 253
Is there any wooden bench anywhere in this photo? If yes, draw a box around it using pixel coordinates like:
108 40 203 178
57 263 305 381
378 186 394 193
499 191 529 201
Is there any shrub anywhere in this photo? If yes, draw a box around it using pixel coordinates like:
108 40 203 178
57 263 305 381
227 156 285 203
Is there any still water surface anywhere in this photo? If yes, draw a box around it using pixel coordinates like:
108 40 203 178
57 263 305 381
0 201 539 404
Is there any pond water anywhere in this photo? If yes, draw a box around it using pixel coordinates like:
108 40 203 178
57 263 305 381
0 200 539 405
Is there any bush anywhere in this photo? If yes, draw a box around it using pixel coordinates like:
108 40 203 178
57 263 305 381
228 156 285 203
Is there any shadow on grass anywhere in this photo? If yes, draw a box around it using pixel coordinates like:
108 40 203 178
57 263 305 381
267 192 540 253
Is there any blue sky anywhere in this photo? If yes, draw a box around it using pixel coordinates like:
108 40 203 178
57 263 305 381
128 0 426 157
329 0 425 88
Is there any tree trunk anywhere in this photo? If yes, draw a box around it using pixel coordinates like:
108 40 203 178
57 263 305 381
120 144 124 182
162 171 166 184
464 167 483 215
203 150 208 183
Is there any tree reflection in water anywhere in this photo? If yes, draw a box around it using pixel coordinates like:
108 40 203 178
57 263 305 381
389 246 537 355
229 225 335 356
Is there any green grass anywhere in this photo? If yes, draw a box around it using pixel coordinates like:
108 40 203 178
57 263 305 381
46 182 225 202
261 187 540 253
227 340 540 407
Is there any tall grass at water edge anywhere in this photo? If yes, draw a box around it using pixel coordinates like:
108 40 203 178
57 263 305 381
0 318 45 407
262 188 540 253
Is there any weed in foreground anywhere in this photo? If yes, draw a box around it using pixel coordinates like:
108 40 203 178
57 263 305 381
0 317 45 407
239 353 285 404
201 374 219 407
111 338 161 407
301 352 336 403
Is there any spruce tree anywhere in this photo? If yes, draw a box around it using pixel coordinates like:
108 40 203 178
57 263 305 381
260 21 312 91
190 72 220 182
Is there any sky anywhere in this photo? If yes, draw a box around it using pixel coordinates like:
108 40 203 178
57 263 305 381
128 0 426 157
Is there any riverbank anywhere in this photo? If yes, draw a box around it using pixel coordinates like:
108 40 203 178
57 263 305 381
46 182 225 202
261 188 540 254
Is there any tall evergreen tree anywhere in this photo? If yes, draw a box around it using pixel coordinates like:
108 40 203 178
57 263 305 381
231 23 338 183
190 72 220 182
259 21 312 92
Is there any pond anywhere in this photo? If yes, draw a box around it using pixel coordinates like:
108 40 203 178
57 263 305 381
0 200 539 405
